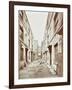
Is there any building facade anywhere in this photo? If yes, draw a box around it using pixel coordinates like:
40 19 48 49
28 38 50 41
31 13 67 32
18 10 33 70
42 12 63 76
33 40 38 60
47 12 63 76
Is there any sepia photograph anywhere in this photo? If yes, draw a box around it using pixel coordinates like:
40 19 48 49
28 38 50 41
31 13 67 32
9 1 70 88
18 10 63 79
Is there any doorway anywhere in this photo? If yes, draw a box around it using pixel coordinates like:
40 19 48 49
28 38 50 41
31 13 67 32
48 45 52 65
54 43 58 63
25 48 28 63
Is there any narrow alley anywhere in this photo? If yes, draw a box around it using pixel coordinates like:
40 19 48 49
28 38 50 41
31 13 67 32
19 10 63 79
19 59 57 79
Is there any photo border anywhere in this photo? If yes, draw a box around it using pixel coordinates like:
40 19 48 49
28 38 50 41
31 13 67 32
9 1 70 89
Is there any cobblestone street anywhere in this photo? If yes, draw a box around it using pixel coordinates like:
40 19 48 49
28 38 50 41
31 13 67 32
19 59 57 79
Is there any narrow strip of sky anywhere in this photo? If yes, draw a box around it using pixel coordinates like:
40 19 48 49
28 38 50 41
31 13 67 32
26 10 48 46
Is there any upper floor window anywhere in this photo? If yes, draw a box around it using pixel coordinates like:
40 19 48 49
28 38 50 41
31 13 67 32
54 12 58 21
19 10 23 20
54 13 58 32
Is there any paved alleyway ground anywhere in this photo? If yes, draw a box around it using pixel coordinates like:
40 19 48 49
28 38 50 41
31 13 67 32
19 59 57 79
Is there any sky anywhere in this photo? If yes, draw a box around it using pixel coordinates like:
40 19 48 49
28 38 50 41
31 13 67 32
26 11 48 46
